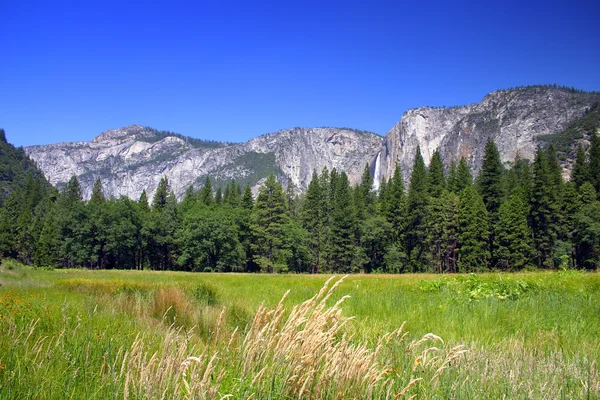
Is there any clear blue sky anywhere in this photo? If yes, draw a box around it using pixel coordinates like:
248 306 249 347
2 0 599 147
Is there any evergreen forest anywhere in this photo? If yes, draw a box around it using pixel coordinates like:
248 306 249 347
1 127 600 273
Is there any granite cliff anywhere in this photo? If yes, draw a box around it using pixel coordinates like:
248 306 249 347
25 86 599 199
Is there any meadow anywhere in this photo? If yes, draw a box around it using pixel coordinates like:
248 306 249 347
0 260 599 399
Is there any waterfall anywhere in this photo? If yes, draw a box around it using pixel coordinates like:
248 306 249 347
372 151 382 192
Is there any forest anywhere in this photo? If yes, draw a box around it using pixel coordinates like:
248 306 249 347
1 127 599 273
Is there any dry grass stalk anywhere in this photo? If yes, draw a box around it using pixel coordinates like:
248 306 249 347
120 328 224 400
233 275 417 399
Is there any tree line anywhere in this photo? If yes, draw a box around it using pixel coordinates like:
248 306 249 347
1 133 600 273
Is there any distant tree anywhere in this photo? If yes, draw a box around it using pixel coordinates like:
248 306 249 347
477 139 504 217
589 131 600 196
329 171 357 272
152 176 170 210
214 187 223 205
199 176 213 206
425 190 459 273
252 174 289 272
302 171 326 273
529 148 556 268
242 185 254 209
571 145 588 189
494 189 532 270
90 178 106 205
427 150 445 198
457 185 490 272
406 147 429 271
177 206 243 272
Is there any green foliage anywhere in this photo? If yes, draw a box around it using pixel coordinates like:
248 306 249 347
477 139 504 218
494 190 532 270
251 174 289 273
538 102 600 157
406 148 429 271
419 274 533 301
458 186 490 272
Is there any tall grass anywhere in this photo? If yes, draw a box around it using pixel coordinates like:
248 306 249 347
1 262 599 398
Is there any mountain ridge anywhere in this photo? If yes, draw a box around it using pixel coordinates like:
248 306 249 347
24 85 600 200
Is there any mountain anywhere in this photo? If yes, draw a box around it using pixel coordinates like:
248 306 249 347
24 86 600 200
377 86 600 184
25 126 382 199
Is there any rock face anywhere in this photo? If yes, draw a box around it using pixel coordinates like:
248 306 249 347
25 86 599 200
379 86 600 182
25 126 383 199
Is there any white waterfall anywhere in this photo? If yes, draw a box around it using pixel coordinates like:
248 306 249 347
372 151 382 192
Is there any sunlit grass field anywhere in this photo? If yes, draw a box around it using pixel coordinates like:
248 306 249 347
1 260 599 398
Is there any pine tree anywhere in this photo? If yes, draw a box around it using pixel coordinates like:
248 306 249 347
302 171 325 273
456 157 473 192
251 174 289 273
180 185 197 213
562 182 581 268
406 147 428 271
199 176 213 206
242 185 254 209
447 160 458 193
427 150 445 198
589 131 600 196
138 190 150 213
457 185 490 272
386 164 406 245
90 178 106 205
152 176 170 210
65 175 83 205
359 163 376 215
477 139 504 217
529 148 556 268
215 187 223 205
494 189 532 270
571 145 589 189
329 171 357 272
425 190 459 273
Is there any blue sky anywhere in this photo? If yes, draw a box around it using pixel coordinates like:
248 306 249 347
2 0 599 147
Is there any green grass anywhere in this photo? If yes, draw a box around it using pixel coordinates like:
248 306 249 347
1 262 599 398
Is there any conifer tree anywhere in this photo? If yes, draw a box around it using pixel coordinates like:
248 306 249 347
406 147 428 271
425 190 459 273
252 174 289 272
447 160 458 192
571 145 588 189
302 171 325 273
359 163 376 215
494 189 531 270
589 131 600 196
199 176 213 206
152 176 170 210
529 148 556 268
65 175 83 205
477 139 504 217
386 164 406 245
562 182 581 268
455 157 473 192
427 150 445 198
138 190 150 213
329 171 357 272
215 187 223 205
180 185 197 213
90 178 106 205
457 185 490 272
242 185 254 209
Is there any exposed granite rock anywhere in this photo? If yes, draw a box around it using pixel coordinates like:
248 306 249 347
25 125 382 199
25 87 600 200
380 86 600 182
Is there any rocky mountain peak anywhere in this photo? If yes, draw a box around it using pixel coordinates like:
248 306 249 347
91 124 149 144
